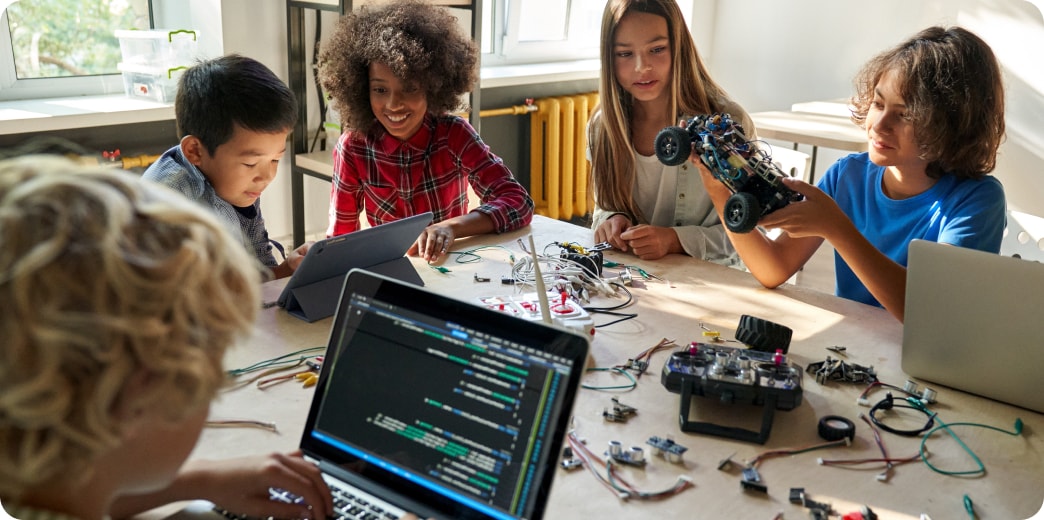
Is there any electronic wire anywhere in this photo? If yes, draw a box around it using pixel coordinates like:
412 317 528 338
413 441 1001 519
746 438 850 469
226 346 325 377
818 414 920 481
581 367 638 391
565 431 693 500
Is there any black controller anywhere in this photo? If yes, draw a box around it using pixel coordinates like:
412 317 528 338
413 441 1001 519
661 342 803 444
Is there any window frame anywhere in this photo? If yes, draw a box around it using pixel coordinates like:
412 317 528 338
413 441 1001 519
481 0 694 67
483 0 603 66
0 2 152 102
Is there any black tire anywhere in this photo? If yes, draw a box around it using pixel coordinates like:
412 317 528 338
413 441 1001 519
654 126 691 166
724 192 761 233
735 315 792 353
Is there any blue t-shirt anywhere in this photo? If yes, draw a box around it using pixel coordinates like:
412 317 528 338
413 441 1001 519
817 153 1006 307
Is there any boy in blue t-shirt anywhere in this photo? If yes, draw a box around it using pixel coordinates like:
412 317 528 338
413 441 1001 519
699 26 1006 322
144 54 310 279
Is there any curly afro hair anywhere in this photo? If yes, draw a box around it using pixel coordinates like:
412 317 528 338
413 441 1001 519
319 0 478 135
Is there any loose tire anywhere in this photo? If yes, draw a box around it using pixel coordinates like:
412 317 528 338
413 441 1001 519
735 314 792 353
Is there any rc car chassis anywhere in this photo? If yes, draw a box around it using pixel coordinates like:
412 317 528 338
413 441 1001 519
655 113 803 233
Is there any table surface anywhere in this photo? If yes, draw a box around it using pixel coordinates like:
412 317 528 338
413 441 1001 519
153 215 1043 520
751 110 868 153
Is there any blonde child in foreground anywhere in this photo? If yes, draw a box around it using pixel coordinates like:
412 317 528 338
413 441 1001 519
0 156 333 519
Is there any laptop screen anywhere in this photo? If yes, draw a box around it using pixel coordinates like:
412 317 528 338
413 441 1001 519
300 269 589 520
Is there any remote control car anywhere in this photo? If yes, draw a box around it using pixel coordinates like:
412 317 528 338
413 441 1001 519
654 113 802 233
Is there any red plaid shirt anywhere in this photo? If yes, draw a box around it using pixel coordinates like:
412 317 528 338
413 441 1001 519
327 114 534 236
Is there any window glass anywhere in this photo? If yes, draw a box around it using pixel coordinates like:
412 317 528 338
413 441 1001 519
517 0 566 42
5 0 151 79
485 0 693 66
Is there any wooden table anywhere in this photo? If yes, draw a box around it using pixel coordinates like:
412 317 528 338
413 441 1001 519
750 110 868 184
154 215 1044 520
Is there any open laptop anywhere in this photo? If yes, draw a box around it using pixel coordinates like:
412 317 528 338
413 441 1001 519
903 239 1044 413
277 213 432 322
297 269 590 520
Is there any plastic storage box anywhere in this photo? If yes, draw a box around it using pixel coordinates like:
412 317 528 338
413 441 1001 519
115 29 199 102
116 62 187 103
116 29 199 67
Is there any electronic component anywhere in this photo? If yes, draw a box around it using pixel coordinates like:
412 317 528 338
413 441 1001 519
807 356 878 385
717 452 737 471
646 436 688 464
740 466 766 493
560 458 582 471
661 341 803 444
606 440 646 467
478 292 595 338
602 397 637 422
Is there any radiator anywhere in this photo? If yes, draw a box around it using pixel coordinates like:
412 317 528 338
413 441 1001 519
529 92 599 221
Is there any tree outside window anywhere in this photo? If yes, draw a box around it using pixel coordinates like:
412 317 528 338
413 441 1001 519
5 0 150 79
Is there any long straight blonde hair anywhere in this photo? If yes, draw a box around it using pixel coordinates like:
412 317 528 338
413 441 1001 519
589 0 732 220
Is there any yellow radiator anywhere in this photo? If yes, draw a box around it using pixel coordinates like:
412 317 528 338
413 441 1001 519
529 92 598 221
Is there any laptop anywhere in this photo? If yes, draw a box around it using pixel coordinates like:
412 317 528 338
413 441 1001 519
278 213 433 322
903 239 1044 413
298 269 590 520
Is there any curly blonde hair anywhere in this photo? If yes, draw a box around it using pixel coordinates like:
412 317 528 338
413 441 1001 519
0 156 261 500
318 0 478 136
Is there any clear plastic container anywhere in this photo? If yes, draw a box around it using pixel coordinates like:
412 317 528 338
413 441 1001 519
115 29 200 68
116 62 189 103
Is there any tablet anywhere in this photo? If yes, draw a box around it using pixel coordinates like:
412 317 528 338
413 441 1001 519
277 212 433 322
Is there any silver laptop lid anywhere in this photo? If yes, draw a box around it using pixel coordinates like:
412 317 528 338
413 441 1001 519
903 239 1044 413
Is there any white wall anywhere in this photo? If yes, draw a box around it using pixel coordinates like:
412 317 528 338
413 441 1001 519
701 0 1044 254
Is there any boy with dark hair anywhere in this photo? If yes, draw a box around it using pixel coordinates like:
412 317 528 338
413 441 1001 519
144 53 309 279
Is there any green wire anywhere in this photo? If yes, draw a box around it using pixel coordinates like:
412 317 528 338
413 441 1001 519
226 346 326 377
446 245 517 264
910 397 1023 477
581 367 638 391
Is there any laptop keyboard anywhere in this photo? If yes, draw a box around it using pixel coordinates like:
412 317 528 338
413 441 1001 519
212 481 404 520
329 483 401 520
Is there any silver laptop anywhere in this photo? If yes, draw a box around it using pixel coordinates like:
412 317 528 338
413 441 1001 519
903 239 1044 413
297 269 590 519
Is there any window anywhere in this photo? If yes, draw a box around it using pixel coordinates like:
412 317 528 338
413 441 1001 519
482 0 693 66
1 0 152 101
482 0 603 66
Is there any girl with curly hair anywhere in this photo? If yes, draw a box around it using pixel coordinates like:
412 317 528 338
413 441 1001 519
699 26 1007 322
589 0 754 262
320 0 533 262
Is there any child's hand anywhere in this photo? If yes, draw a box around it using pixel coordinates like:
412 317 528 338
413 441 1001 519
758 177 846 239
412 223 457 262
180 451 333 520
594 213 632 252
619 224 682 260
287 241 314 272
